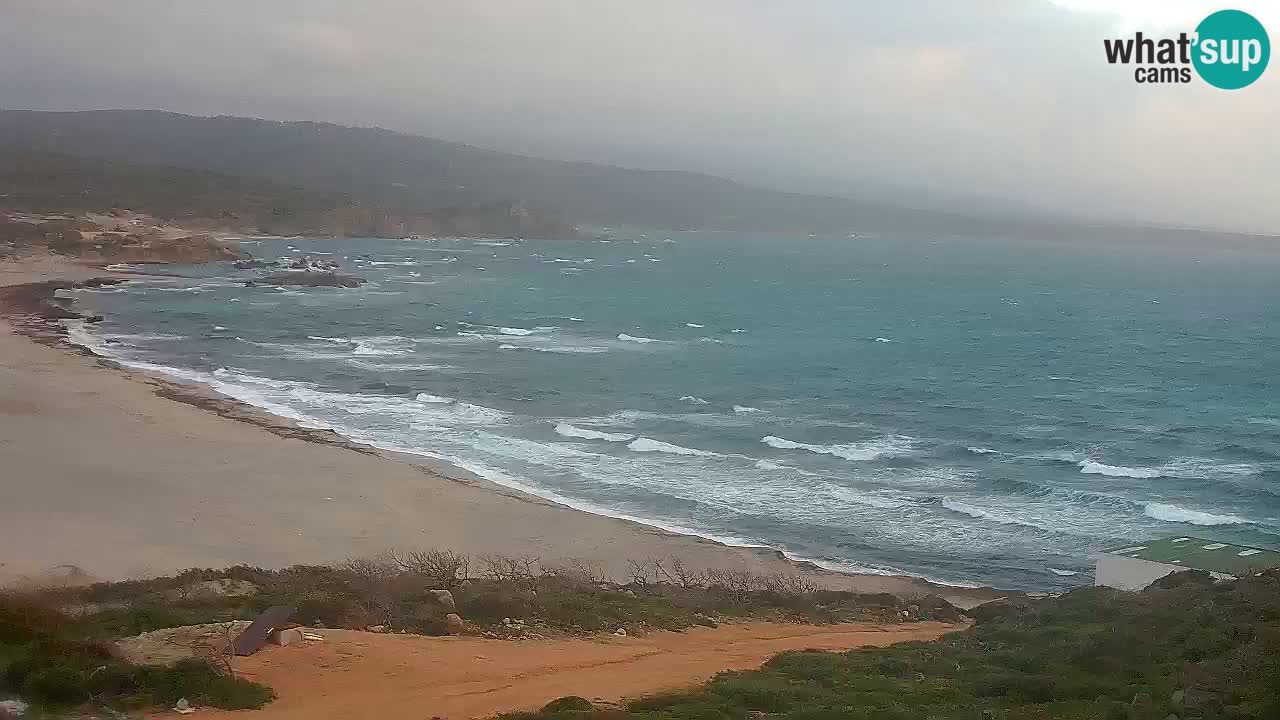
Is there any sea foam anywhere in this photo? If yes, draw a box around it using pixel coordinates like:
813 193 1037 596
1079 460 1160 479
1143 502 1249 526
761 434 912 462
554 423 634 442
628 437 720 457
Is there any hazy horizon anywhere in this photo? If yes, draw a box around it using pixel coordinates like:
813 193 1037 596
4 1 1278 233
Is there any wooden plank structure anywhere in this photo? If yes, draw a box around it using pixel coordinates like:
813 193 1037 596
230 605 297 656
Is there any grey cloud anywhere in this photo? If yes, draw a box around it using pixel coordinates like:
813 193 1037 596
1 0 1276 231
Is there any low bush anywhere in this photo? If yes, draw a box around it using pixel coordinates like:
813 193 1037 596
499 570 1280 720
0 596 271 712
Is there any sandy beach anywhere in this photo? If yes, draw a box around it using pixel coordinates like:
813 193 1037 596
0 253 1003 607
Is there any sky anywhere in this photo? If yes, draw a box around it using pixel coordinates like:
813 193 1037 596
1 0 1277 232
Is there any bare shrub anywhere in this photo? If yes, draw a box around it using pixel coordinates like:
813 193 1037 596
704 568 756 601
546 558 606 585
759 572 819 595
477 553 541 584
389 549 470 589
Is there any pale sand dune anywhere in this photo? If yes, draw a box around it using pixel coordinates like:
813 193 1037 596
155 622 961 720
0 255 1001 606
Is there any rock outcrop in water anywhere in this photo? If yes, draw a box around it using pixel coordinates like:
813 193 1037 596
244 255 366 287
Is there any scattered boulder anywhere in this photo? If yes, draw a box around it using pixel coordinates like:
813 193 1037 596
174 697 195 715
614 628 627 637
446 613 465 634
289 255 340 271
271 628 305 647
367 624 388 633
429 589 456 611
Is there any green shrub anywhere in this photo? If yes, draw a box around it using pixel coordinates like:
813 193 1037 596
543 695 594 712
500 570 1280 720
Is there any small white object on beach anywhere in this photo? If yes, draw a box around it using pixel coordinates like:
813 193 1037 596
174 697 195 714
615 628 627 637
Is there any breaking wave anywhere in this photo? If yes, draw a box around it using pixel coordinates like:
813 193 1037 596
761 434 913 462
627 437 720 457
1079 461 1160 479
554 423 634 442
1143 502 1250 526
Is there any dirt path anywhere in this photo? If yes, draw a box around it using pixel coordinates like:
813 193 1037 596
163 622 958 720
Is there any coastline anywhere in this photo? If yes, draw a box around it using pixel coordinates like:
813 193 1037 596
0 253 1011 607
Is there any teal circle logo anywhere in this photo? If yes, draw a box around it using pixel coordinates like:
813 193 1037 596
1193 9 1270 89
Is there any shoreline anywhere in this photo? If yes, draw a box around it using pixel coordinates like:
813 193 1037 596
0 253 1013 607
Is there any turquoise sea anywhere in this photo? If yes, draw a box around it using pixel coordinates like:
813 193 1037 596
70 232 1280 590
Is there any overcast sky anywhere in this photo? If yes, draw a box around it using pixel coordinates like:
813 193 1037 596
2 1 1277 232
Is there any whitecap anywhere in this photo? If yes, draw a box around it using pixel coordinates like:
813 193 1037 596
685 322 705 328
761 434 913 462
730 328 745 333
352 337 415 357
941 498 1042 529
415 393 454 404
1143 502 1249 526
627 437 720 457
1048 568 1079 576
1079 460 1160 479
554 423 634 442
679 395 710 405
875 337 892 343
309 336 352 344
966 446 1000 455
733 405 764 413
617 333 661 343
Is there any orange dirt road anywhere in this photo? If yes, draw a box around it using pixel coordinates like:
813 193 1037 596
167 622 959 720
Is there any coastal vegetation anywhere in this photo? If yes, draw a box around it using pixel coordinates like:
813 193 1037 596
3 559 1278 718
0 551 957 715
0 596 271 713
507 569 1280 720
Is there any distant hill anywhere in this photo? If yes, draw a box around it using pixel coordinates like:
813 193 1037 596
0 109 981 235
0 147 574 239
1 110 1273 250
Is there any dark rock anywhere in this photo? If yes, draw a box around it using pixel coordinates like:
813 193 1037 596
84 314 104 323
83 277 125 288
